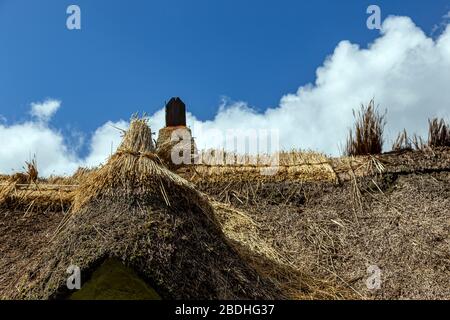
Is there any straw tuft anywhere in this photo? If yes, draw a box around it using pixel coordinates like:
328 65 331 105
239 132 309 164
346 100 386 156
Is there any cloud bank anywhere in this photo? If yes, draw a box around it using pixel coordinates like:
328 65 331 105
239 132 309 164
30 99 61 122
0 99 127 177
179 16 450 154
1 15 449 176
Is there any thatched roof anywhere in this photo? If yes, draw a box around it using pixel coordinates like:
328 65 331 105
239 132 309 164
11 117 279 300
3 116 448 300
156 126 197 170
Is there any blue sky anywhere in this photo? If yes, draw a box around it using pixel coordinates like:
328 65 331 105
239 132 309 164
1 0 450 175
1 1 448 123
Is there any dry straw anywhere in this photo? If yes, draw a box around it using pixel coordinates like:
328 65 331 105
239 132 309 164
391 118 450 152
346 99 386 156
0 159 74 213
428 118 450 148
72 117 195 212
183 150 338 184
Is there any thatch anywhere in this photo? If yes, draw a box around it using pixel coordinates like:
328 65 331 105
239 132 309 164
211 201 351 299
180 150 338 184
392 129 413 152
156 126 197 169
346 100 386 156
0 186 74 213
428 118 450 148
392 118 450 152
0 181 72 214
45 167 93 186
0 162 77 214
12 117 279 300
198 163 450 300
2 115 449 300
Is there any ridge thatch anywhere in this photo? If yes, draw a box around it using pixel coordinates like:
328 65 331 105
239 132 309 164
72 117 199 213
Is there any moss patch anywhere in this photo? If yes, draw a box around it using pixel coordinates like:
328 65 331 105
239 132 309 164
70 258 161 300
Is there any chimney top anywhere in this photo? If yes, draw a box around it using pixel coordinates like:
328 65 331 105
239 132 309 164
165 97 186 127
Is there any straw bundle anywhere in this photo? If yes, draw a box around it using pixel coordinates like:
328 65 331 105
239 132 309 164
72 118 196 212
182 150 338 183
156 126 197 169
0 185 74 213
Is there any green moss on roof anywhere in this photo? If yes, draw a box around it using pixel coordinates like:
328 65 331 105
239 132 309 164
70 258 161 300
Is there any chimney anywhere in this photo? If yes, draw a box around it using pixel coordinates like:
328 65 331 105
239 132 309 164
165 97 186 127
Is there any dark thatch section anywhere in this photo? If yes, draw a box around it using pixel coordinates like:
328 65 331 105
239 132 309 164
194 149 450 300
10 118 279 300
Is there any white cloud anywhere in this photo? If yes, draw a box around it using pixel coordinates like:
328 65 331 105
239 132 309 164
432 11 450 36
0 106 127 177
148 15 450 155
82 120 129 167
30 99 61 122
1 15 450 176
0 121 79 177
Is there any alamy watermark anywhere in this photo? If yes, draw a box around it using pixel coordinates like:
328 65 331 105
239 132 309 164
66 5 81 30
366 5 382 30
169 127 280 176
66 265 81 290
366 265 382 290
